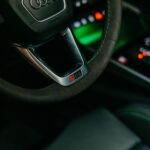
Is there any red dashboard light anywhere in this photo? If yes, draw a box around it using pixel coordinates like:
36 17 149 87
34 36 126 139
94 12 104 21
142 51 148 57
137 53 144 60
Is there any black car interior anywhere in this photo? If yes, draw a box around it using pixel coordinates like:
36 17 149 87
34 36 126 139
1 0 150 150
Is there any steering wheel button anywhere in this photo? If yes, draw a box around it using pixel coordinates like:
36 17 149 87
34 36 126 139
69 70 82 82
22 0 66 22
69 74 75 81
74 70 82 79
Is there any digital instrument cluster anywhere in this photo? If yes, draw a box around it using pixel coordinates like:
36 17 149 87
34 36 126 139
72 0 105 46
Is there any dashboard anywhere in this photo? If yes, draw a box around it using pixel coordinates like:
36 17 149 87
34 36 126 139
71 0 150 88
71 0 105 47
71 0 149 50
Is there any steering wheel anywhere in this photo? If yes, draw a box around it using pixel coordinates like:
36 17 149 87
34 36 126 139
0 0 121 102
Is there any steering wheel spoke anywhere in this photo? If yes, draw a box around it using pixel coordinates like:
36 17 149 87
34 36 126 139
14 28 88 86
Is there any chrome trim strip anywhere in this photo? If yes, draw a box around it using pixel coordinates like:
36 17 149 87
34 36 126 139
110 59 150 83
14 28 88 86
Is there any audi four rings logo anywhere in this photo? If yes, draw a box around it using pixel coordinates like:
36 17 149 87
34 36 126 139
30 0 56 9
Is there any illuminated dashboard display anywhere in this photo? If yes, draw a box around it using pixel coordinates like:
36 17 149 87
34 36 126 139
72 1 149 51
72 10 105 46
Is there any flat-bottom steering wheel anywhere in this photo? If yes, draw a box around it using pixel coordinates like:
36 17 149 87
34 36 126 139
0 0 121 102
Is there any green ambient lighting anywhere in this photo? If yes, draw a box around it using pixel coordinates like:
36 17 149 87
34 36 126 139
73 12 149 48
73 22 103 46
76 30 103 45
115 39 129 50
73 23 130 49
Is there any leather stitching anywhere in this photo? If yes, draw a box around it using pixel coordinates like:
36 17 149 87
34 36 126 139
89 0 112 62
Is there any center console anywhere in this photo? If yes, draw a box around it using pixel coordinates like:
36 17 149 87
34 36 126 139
43 108 142 150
